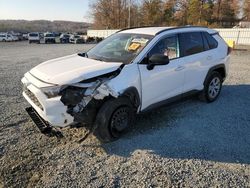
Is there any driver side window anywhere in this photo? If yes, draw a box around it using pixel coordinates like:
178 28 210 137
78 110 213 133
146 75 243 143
149 35 179 60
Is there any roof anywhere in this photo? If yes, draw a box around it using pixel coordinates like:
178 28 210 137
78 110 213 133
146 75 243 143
119 27 173 35
119 26 216 36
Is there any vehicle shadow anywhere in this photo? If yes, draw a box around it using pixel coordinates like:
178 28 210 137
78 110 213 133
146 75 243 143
101 85 250 164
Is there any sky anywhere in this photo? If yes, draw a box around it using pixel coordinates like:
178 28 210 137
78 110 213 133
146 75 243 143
0 0 92 22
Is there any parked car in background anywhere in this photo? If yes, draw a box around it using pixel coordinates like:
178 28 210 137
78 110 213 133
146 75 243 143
53 32 61 37
60 34 70 43
12 33 23 41
22 33 29 40
11 34 19 41
70 35 85 44
0 33 16 42
39 33 44 40
44 33 56 44
28 32 41 44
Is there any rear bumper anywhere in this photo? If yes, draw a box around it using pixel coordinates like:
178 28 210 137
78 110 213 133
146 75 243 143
29 40 40 42
45 38 55 42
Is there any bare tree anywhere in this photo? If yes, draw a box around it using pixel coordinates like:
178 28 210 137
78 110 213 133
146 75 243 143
243 0 250 21
89 0 243 29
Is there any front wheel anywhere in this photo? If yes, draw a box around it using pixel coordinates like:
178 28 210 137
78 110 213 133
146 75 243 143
200 71 222 103
94 97 135 142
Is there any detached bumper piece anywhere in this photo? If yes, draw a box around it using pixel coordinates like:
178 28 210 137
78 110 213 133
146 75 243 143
25 107 63 137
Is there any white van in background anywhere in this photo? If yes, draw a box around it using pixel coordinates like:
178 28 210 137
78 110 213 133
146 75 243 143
28 32 41 44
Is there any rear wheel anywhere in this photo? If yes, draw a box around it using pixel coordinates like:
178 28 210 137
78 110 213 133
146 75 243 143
199 71 222 102
94 97 135 142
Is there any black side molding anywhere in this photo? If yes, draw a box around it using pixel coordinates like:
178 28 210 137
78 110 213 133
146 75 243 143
141 90 200 113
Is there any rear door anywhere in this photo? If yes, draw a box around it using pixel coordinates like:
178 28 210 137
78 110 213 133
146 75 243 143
179 32 213 92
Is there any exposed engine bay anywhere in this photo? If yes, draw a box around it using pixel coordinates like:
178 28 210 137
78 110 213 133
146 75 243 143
60 64 124 125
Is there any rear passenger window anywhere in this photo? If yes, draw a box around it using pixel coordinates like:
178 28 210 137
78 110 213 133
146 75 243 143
179 32 204 56
203 32 218 49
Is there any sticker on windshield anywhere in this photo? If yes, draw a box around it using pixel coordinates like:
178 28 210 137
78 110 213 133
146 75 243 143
128 43 141 51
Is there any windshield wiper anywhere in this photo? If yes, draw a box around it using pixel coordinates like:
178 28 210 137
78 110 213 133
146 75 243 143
91 57 104 62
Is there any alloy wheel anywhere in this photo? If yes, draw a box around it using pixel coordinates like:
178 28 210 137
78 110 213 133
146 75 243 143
208 77 221 99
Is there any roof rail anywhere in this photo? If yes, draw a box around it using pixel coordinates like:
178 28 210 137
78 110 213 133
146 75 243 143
117 26 157 33
116 25 209 35
155 25 209 35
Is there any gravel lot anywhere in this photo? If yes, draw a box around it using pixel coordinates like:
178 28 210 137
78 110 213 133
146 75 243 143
0 42 249 187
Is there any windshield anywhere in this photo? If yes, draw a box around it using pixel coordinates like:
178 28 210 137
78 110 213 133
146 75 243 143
45 34 54 37
86 33 153 64
29 33 38 37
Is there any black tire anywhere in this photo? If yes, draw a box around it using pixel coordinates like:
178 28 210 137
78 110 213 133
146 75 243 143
199 71 223 103
94 97 135 142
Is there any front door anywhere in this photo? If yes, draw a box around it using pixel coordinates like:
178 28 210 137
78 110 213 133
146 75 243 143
139 35 186 110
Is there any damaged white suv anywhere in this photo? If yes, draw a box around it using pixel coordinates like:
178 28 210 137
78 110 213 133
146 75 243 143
22 26 230 142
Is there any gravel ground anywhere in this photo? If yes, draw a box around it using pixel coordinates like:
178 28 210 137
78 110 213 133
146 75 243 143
0 42 249 188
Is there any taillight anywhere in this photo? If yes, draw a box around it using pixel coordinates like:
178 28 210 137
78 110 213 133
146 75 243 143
227 46 232 55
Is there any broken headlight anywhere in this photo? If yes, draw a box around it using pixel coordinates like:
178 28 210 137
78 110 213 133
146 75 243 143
40 86 62 98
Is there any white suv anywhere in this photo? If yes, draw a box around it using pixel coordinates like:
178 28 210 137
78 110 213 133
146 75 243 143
22 26 230 142
0 33 16 42
28 32 41 44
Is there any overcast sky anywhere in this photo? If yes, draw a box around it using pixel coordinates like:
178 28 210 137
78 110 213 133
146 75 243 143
0 0 92 22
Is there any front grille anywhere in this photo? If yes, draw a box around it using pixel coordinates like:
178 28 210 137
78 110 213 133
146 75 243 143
24 88 44 111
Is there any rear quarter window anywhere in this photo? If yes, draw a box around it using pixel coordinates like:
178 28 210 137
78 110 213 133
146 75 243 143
203 32 218 49
179 32 204 57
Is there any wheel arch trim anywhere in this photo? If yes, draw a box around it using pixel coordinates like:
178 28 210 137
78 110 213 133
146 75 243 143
121 87 141 111
204 64 226 85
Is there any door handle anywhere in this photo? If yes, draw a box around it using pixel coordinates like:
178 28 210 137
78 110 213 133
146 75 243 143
175 66 185 71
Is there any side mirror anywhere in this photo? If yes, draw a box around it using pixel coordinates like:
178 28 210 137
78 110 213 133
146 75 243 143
78 52 87 57
147 54 170 70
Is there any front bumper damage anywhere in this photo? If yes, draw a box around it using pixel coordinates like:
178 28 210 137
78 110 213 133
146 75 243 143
25 106 51 133
60 79 119 124
23 65 124 136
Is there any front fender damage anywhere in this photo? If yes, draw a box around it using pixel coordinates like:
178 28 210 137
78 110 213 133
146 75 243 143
60 66 123 126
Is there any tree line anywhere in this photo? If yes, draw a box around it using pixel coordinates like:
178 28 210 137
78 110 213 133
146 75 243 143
0 20 90 33
90 0 250 29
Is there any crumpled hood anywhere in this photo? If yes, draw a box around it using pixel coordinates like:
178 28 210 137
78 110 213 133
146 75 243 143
29 54 123 85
